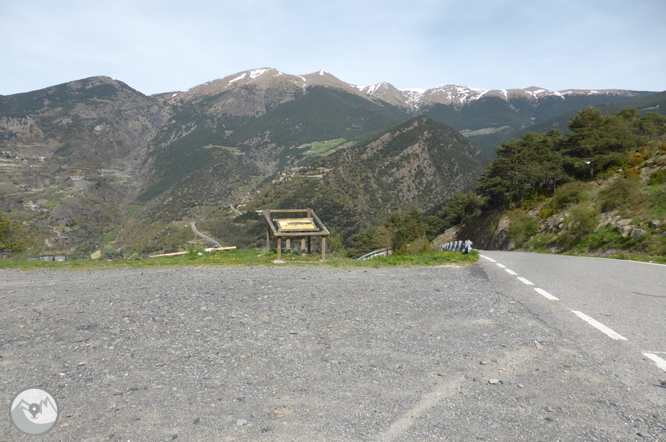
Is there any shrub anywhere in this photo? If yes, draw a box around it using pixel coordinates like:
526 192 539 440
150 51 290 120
386 209 427 254
598 176 640 212
327 228 346 257
551 182 588 209
508 211 539 245
427 192 487 239
538 208 553 219
568 205 600 237
647 168 666 186
346 225 390 258
631 147 650 166
0 214 25 252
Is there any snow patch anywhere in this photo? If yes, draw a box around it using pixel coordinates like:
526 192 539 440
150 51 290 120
364 83 383 95
228 73 247 85
469 87 489 101
250 69 269 80
172 93 179 98
401 89 425 106
319 70 326 76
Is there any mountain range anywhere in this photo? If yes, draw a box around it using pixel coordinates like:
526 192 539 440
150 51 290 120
0 69 663 256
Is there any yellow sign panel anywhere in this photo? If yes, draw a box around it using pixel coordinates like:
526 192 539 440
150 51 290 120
276 218 318 231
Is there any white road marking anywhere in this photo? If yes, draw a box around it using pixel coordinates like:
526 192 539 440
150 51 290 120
480 255 496 262
534 288 559 301
376 376 464 441
643 353 666 372
517 277 534 286
496 263 506 268
571 311 627 341
505 269 518 276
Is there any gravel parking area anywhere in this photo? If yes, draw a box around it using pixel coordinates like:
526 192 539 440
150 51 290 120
1 265 664 441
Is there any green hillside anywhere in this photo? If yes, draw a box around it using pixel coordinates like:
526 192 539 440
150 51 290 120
435 108 666 261
517 91 666 139
230 86 406 146
243 116 489 240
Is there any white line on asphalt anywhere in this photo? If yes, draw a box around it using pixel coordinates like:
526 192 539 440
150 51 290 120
480 255 496 262
496 263 506 268
504 269 518 276
643 353 666 372
571 311 627 341
534 288 559 301
517 277 534 286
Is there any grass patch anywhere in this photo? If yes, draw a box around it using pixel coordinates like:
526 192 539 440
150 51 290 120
102 226 121 244
126 205 143 216
526 233 556 252
43 200 62 209
302 139 352 156
0 248 478 271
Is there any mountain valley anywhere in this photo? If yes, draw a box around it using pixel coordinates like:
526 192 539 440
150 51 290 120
1 69 664 257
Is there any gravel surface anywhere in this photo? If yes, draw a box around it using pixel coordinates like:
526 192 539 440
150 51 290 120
1 264 664 441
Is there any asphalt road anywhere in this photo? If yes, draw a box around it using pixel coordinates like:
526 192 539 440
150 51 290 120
479 252 666 431
478 251 666 365
1 263 665 441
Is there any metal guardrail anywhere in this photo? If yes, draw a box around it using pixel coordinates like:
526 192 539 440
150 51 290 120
357 248 392 261
441 240 473 254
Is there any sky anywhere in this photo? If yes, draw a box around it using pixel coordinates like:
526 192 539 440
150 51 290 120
1 0 664 96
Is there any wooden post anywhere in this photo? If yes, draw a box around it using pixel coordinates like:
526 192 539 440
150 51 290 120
277 237 282 260
321 236 326 261
286 238 290 252
301 238 306 255
308 236 311 254
266 226 270 252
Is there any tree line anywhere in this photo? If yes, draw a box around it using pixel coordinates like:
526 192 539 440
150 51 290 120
345 108 666 258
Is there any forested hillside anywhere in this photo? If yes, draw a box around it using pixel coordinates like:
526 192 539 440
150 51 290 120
430 108 666 261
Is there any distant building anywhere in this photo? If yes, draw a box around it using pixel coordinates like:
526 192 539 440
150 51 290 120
55 256 67 262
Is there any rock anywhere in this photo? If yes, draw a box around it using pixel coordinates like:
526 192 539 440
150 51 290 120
236 419 247 426
621 226 634 237
616 218 633 227
629 228 647 238
518 384 524 388
432 226 460 248
637 431 652 438
650 220 663 228
480 360 489 365
488 379 500 385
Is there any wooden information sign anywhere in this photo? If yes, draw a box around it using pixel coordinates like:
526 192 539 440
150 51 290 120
263 209 330 261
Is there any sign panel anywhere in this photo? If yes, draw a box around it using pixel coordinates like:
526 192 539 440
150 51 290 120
276 218 318 231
